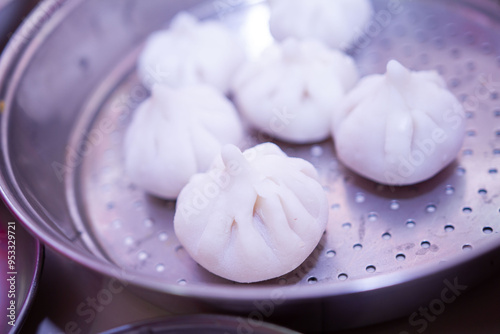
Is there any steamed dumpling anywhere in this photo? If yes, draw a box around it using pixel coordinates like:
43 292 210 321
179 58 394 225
124 84 244 199
174 143 329 283
269 0 374 50
332 60 466 186
138 13 246 93
232 38 359 144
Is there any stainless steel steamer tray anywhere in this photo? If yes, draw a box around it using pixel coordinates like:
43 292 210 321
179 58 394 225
0 0 40 50
0 0 500 330
0 204 43 333
101 315 301 334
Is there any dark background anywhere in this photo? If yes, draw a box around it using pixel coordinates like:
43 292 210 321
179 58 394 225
18 246 500 333
3 1 500 333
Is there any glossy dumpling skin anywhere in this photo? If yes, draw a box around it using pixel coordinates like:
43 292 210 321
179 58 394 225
232 39 359 144
269 0 374 50
332 60 466 186
174 143 329 283
138 12 246 93
124 84 244 199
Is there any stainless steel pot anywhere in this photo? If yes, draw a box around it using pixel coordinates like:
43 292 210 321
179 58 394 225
0 203 43 333
1 2 43 333
1 0 500 331
0 0 39 51
101 315 301 334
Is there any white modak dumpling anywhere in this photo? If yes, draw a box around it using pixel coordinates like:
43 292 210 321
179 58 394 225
124 84 243 199
332 60 466 186
174 143 329 283
232 38 359 144
268 0 373 50
137 13 246 93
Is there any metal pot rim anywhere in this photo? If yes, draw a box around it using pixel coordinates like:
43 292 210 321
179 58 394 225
100 314 302 334
1 0 500 304
0 208 43 334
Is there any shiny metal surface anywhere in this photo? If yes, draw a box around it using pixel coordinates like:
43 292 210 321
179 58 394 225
0 1 43 331
0 0 500 330
23 246 500 333
0 0 39 50
0 0 11 8
0 203 43 333
101 315 301 334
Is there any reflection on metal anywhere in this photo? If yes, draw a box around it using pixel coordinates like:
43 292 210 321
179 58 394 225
0 0 500 330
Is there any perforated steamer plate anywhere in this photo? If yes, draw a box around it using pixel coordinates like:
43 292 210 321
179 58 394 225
67 0 499 326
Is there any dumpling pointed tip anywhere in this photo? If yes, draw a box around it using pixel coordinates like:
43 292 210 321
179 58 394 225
171 12 198 32
387 59 403 69
221 144 241 157
150 84 173 101
386 60 411 85
221 144 245 166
